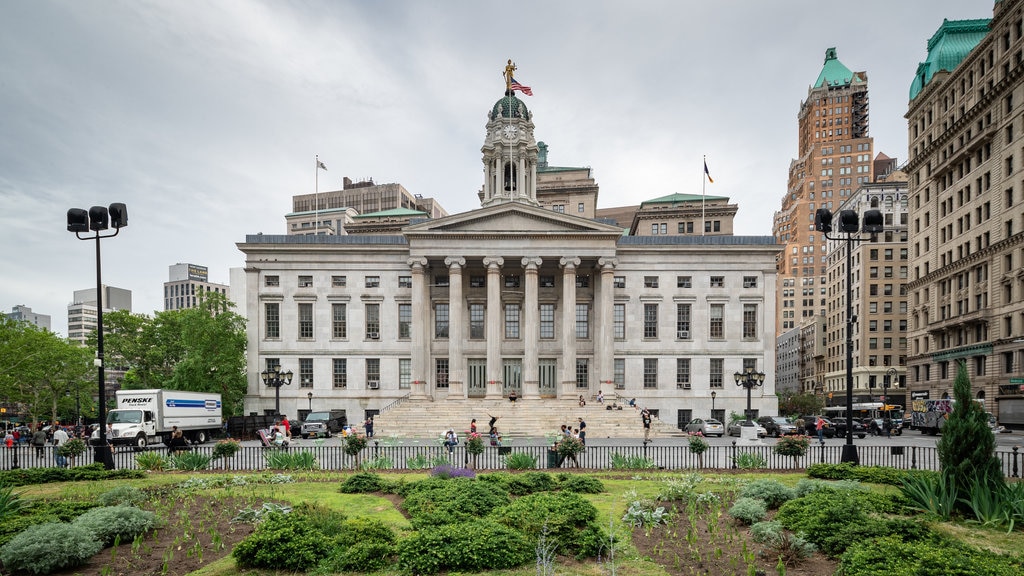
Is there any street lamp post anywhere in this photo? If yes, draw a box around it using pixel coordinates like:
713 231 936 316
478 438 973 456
307 391 313 412
710 390 717 418
733 367 766 425
67 203 128 470
885 367 897 422
816 207 884 465
260 365 293 416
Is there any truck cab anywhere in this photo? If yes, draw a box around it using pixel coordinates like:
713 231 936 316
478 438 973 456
301 410 346 438
107 408 156 448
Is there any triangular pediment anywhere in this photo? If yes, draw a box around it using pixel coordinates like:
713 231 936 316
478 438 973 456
404 202 624 236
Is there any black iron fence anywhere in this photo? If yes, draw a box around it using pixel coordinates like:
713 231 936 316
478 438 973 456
2 442 1020 478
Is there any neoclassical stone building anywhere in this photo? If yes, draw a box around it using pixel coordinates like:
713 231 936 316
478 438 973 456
237 79 781 430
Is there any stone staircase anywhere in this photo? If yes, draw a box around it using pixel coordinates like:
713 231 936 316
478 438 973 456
371 397 683 440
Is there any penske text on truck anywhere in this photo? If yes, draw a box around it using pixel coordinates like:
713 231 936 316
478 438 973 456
107 389 222 448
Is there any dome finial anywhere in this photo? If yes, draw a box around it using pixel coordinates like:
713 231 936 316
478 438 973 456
503 59 517 92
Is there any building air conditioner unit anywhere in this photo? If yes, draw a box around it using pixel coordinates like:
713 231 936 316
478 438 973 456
368 381 380 389
679 331 690 339
368 332 379 339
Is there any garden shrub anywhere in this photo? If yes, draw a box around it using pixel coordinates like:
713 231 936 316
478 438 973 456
749 520 784 544
558 474 604 494
396 519 532 574
0 522 102 574
727 496 767 525
339 472 384 493
0 464 144 486
291 502 347 538
0 500 98 547
490 491 602 557
504 451 537 470
610 452 658 469
793 477 865 497
359 455 394 470
429 464 475 479
232 512 333 571
319 517 396 573
839 534 1024 576
403 477 510 528
135 451 169 471
97 485 148 508
657 474 704 501
265 449 317 470
72 505 159 546
733 451 768 469
622 500 669 527
0 483 26 522
807 462 917 486
749 520 817 563
505 471 555 495
169 451 212 471
739 479 796 509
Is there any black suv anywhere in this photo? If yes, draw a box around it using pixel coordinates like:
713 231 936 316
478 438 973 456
829 417 867 439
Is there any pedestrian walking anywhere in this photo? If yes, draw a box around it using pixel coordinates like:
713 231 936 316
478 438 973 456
31 426 47 458
641 408 652 441
577 417 587 445
364 417 374 438
52 426 70 467
815 416 827 444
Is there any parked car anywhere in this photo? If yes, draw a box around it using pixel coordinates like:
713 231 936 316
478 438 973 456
799 416 836 438
684 418 725 437
726 420 767 438
829 417 867 439
757 416 799 437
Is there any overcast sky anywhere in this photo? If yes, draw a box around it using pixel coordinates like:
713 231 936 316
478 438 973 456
0 0 992 336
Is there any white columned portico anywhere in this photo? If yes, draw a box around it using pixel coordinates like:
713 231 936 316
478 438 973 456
597 257 617 398
408 257 431 400
483 256 504 398
521 257 542 398
445 256 466 398
559 257 580 398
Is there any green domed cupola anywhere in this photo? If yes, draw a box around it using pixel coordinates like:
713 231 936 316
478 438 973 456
490 93 530 121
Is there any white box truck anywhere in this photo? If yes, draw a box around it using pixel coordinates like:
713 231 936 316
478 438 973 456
107 389 222 448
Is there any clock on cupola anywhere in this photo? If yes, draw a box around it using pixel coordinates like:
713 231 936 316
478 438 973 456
480 59 539 208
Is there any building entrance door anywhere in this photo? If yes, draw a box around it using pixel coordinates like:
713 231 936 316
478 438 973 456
468 359 486 398
538 359 557 397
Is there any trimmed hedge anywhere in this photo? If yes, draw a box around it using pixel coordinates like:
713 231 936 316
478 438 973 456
0 464 145 487
396 519 532 574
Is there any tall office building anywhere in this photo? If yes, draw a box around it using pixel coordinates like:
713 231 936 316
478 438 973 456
287 178 449 236
164 263 229 311
67 285 132 345
905 0 1024 426
774 48 874 336
6 305 51 331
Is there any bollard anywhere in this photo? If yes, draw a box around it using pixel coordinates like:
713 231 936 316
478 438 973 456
1013 446 1019 479
731 441 737 469
911 445 917 470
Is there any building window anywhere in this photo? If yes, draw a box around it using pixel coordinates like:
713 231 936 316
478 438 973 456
710 276 724 288
505 303 521 339
365 276 380 288
743 276 758 288
578 202 585 213
575 304 590 339
299 358 313 388
539 275 555 288
576 358 589 388
332 303 347 339
435 303 449 338
366 303 380 339
614 358 625 389
614 276 626 288
676 303 691 339
504 275 521 288
398 303 412 339
298 275 313 288
643 303 658 338
613 303 625 339
470 303 485 339
576 275 590 288
677 276 692 288
264 275 279 287
398 275 412 288
331 275 347 287
298 303 314 339
676 358 691 389
743 303 758 339
265 302 280 339
435 358 449 388
470 276 486 288
709 358 723 388
643 358 658 388
399 359 411 389
644 276 659 288
366 358 380 387
709 304 724 339
435 275 449 287
332 359 347 388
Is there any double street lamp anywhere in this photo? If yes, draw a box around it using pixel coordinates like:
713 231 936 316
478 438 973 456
733 367 765 425
67 203 128 470
260 365 293 416
816 206 884 464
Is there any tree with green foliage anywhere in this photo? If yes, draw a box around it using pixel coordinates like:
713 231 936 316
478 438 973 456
936 362 1003 501
777 390 823 417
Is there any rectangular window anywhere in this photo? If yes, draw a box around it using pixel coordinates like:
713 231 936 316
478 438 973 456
575 358 589 388
470 276 486 288
332 303 347 339
677 276 692 288
298 275 313 288
575 275 590 288
613 358 625 389
613 303 625 339
505 303 521 339
644 276 659 288
398 303 412 339
578 202 585 213
265 358 280 373
332 358 347 389
676 358 691 389
643 358 658 388
435 358 449 388
398 275 412 288
331 275 347 287
676 303 691 338
265 302 280 338
504 275 521 288
709 303 724 339
435 275 450 287
709 358 723 388
298 303 314 339
365 276 380 288
613 276 626 288
643 303 658 338
435 303 449 338
399 359 411 389
265 275 280 287
470 303 485 339
710 276 724 288
539 275 555 288
743 303 758 339
299 358 313 388
743 276 758 288
575 304 590 339
366 358 380 387
366 303 380 339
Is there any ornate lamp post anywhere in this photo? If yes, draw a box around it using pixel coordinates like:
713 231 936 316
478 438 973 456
884 367 897 420
260 365 293 416
733 367 765 425
307 391 313 412
710 390 717 418
67 203 128 470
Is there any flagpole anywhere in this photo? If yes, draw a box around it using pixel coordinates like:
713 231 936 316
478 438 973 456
315 154 320 236
702 155 707 237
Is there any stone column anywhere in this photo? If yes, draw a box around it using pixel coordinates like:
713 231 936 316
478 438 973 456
483 257 504 398
597 257 618 399
522 257 542 398
445 257 466 398
408 257 430 400
560 257 580 398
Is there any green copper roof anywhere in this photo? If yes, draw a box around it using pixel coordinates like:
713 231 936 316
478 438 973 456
909 18 991 101
353 207 427 219
641 193 729 206
490 92 530 121
813 48 862 88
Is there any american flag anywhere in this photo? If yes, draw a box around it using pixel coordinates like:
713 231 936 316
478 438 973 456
510 78 533 96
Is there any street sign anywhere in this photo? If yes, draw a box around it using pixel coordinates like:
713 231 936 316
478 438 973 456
1010 377 1024 384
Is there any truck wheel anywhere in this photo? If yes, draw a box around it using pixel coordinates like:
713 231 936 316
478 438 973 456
195 431 208 444
135 434 148 450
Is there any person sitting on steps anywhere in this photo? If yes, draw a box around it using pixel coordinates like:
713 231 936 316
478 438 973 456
578 395 586 407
